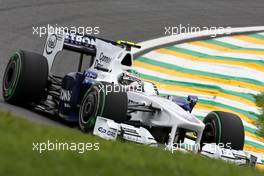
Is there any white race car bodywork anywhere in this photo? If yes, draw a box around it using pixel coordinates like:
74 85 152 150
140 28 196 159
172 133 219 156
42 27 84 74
126 91 204 149
43 31 261 167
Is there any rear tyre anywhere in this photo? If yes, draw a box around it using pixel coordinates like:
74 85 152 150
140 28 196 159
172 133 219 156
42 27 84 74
201 111 244 150
79 82 128 132
2 50 48 104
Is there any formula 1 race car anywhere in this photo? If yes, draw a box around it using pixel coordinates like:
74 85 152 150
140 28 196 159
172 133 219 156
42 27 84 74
2 30 259 166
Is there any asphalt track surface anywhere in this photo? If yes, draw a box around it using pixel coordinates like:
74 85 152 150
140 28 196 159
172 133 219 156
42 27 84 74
0 0 264 125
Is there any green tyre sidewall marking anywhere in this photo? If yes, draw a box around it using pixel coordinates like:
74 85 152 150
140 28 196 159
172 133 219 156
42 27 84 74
3 52 22 101
80 86 96 130
88 82 106 128
80 82 106 130
98 82 106 117
210 111 222 144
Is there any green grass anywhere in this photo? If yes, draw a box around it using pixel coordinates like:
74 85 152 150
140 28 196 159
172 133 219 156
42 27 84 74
0 111 263 176
254 93 264 136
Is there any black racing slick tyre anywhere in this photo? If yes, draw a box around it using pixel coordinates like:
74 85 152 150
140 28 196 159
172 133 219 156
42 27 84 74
79 82 128 132
201 111 245 150
2 50 48 104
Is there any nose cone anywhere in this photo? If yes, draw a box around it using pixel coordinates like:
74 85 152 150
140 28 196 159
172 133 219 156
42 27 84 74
151 95 205 129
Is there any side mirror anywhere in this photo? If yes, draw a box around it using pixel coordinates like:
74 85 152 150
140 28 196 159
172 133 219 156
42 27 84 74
187 95 198 112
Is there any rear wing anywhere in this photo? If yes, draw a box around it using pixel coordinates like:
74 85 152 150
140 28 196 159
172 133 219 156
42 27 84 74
43 31 141 72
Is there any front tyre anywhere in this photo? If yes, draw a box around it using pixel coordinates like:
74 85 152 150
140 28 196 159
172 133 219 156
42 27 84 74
2 50 48 104
79 82 128 132
201 111 244 150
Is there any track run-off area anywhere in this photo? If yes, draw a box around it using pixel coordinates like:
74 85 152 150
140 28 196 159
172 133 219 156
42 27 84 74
133 32 264 166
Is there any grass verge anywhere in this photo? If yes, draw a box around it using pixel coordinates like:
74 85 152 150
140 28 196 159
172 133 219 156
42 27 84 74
254 93 264 136
0 111 263 176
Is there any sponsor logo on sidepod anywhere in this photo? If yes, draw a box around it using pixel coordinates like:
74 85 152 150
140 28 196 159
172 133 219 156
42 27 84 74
99 52 112 64
60 89 71 102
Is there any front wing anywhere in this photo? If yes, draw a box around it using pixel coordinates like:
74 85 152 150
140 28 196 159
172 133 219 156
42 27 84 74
93 116 261 167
